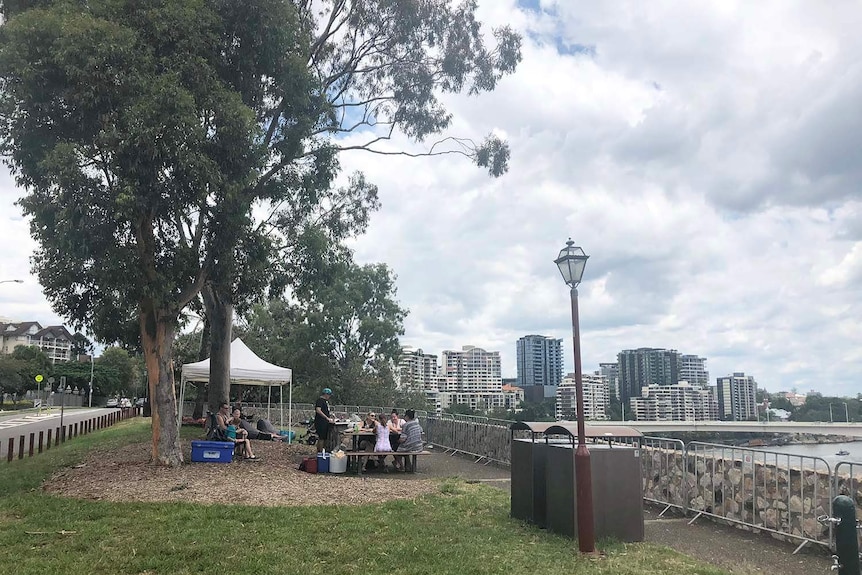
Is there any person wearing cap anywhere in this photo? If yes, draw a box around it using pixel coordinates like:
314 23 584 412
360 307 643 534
314 388 336 453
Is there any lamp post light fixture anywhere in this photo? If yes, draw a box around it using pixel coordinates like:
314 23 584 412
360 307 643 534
0 279 23 284
554 238 595 554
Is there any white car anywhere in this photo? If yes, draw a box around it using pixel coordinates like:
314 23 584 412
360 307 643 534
106 398 119 408
119 398 132 408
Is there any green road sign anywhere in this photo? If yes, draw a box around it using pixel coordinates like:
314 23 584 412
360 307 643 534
35 374 43 383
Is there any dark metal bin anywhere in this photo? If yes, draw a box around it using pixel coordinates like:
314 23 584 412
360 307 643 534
511 422 645 543
510 422 557 527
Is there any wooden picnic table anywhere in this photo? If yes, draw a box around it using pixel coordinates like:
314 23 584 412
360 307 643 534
341 429 376 451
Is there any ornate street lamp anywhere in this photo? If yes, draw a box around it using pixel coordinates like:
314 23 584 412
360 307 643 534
554 238 595 553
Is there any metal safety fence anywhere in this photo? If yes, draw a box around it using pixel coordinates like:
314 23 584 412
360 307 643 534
686 442 833 551
833 461 862 554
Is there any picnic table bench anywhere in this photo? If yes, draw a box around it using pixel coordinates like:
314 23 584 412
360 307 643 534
344 450 432 475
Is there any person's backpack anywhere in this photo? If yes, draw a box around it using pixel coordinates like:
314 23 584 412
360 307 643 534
205 412 228 442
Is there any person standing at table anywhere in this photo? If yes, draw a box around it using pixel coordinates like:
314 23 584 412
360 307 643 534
314 388 335 453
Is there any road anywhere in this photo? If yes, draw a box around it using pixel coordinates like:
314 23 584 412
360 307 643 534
0 408 121 459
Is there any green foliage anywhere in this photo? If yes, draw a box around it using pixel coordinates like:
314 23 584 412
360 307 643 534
515 399 557 422
0 355 28 401
96 347 136 396
241 259 406 405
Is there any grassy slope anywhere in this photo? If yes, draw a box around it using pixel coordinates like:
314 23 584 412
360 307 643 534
0 419 730 575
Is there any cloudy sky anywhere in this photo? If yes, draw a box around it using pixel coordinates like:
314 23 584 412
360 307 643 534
2 1 861 396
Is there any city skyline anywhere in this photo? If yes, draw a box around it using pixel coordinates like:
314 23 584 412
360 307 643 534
2 2 861 396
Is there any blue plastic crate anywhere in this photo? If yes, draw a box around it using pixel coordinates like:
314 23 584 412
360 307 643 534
191 440 234 463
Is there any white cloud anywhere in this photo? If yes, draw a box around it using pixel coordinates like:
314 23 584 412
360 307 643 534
1 1 861 396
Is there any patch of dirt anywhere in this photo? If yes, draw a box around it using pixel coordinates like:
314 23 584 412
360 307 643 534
43 440 441 507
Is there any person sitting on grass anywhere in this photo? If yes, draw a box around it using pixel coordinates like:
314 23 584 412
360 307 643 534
232 409 284 442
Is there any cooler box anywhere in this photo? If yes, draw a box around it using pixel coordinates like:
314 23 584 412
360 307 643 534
303 456 318 473
329 453 347 473
191 440 234 463
317 452 330 473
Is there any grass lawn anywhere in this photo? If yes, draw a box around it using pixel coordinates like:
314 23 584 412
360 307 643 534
0 419 731 575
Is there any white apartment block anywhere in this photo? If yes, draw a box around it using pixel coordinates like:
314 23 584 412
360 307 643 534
680 355 709 385
630 382 717 421
716 372 758 421
0 319 75 363
434 389 522 412
397 347 439 390
441 345 502 393
555 372 609 421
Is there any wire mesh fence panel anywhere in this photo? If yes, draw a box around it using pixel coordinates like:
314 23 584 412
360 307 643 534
687 442 832 548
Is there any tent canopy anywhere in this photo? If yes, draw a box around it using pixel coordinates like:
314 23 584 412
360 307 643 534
178 338 294 440
181 338 292 385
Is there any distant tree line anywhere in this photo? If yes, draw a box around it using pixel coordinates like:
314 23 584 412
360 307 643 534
0 344 142 407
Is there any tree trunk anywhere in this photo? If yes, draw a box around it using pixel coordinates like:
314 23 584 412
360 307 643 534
203 284 233 413
139 299 183 466
191 316 211 420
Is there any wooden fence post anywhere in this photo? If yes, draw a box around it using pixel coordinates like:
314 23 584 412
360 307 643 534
28 433 34 457
38 431 44 453
6 437 13 462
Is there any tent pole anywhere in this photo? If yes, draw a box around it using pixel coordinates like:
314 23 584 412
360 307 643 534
279 385 284 435
288 381 292 445
177 377 185 432
267 386 272 421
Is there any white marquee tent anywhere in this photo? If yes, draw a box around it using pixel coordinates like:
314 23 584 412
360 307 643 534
179 338 293 439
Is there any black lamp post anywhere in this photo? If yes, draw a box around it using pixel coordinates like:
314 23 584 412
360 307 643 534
554 238 595 553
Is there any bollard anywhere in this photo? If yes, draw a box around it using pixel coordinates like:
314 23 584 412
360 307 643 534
833 495 860 575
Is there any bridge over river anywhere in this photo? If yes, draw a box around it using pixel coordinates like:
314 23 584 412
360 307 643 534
597 420 862 436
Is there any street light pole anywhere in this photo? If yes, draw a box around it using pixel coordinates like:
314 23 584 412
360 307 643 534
555 238 595 554
829 403 834 423
844 402 849 422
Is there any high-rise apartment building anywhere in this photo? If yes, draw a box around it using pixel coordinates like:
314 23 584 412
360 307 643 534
599 362 620 398
516 335 563 402
630 382 717 421
617 348 680 404
441 345 502 393
555 372 609 421
680 355 709 385
397 347 439 390
716 372 758 421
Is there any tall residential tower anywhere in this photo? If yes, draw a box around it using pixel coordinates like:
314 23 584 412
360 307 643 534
516 334 563 402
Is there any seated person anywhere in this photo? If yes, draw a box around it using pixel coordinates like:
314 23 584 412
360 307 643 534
398 409 423 470
387 410 405 470
226 421 258 460
358 412 383 470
